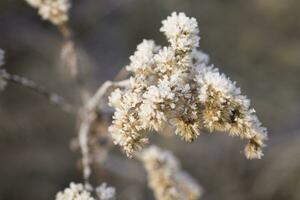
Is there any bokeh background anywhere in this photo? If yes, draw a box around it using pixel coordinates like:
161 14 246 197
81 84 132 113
0 0 300 199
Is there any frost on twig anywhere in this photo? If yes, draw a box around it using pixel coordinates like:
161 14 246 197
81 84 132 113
0 70 75 114
77 79 130 184
108 12 268 159
0 49 75 114
55 182 115 200
139 146 202 200
25 0 87 101
25 0 71 25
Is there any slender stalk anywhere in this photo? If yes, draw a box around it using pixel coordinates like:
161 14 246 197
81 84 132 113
77 79 130 184
0 69 76 114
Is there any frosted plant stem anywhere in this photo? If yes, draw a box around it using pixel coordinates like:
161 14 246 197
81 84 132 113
0 69 76 114
78 79 130 185
85 79 130 112
78 113 93 186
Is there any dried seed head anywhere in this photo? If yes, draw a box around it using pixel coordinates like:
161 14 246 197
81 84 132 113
109 12 268 159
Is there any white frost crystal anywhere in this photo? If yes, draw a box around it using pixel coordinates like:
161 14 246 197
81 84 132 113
55 182 116 200
25 0 70 25
56 183 95 200
109 12 268 159
161 12 200 52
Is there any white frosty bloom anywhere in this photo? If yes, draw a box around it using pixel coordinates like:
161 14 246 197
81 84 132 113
96 183 116 200
160 12 200 52
140 146 202 200
139 85 173 130
109 88 149 157
55 182 116 200
108 88 123 108
126 39 160 76
25 0 71 25
197 70 241 102
196 68 267 159
154 47 177 75
55 183 95 200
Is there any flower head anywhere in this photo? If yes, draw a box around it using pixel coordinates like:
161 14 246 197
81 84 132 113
109 12 268 159
25 0 70 25
55 183 95 200
55 182 116 200
161 12 200 52
140 146 203 200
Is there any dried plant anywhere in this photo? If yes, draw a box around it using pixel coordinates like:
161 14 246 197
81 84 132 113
1 2 270 199
55 182 115 200
25 0 70 25
108 12 268 159
139 145 203 200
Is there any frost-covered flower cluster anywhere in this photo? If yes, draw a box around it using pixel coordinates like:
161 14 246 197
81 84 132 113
108 12 267 159
140 146 202 200
0 49 7 90
25 0 70 25
55 182 115 200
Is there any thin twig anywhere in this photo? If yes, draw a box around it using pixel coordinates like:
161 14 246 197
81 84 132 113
78 79 130 184
0 69 76 114
85 79 130 112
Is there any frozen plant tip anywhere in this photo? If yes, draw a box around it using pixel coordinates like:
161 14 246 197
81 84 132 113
108 12 268 159
140 146 202 200
55 182 115 200
25 0 70 25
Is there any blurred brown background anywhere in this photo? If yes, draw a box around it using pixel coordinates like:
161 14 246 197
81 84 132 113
0 0 300 200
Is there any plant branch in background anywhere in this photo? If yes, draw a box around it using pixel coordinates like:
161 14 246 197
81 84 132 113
0 69 76 114
78 79 130 184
